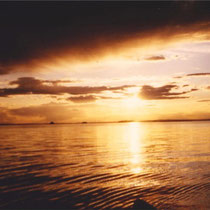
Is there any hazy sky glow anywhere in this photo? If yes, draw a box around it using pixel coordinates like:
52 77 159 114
0 1 210 123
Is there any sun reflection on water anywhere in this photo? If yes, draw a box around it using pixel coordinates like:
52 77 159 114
126 122 145 174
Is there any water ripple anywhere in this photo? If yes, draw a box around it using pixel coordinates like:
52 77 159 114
0 122 210 209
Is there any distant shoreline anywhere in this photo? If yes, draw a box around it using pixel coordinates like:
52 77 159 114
0 119 210 126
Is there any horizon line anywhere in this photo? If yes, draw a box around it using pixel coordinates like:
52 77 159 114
1 118 210 126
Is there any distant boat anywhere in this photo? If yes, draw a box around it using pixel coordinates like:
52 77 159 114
82 121 87 124
49 121 55 124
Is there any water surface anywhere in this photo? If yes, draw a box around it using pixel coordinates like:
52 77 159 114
0 122 210 209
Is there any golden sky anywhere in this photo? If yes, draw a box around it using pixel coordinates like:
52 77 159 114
0 2 210 123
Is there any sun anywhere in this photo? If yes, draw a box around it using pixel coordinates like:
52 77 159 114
123 95 144 109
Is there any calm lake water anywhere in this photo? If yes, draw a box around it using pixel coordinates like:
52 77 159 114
0 122 210 209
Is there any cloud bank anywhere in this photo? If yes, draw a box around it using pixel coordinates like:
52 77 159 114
0 103 81 124
0 1 210 74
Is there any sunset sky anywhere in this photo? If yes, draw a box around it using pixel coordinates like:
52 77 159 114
0 1 210 123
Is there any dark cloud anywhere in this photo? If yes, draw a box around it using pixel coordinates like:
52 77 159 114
0 1 210 74
68 95 97 103
145 55 165 61
0 77 133 97
139 85 191 100
174 73 210 79
186 73 210 77
197 99 210 102
191 88 198 92
68 95 123 103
